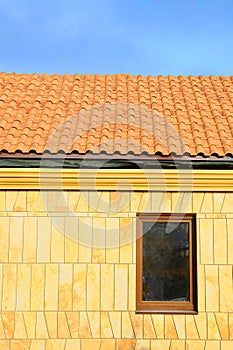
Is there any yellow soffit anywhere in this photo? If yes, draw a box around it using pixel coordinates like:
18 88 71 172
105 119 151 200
0 168 232 191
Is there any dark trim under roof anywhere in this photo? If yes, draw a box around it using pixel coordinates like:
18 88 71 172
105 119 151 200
0 152 232 169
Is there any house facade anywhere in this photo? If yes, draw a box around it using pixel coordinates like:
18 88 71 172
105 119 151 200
0 72 232 349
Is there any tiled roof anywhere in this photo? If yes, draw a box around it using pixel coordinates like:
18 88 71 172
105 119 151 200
0 72 233 157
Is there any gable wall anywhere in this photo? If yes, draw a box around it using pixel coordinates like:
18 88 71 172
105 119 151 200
0 190 232 350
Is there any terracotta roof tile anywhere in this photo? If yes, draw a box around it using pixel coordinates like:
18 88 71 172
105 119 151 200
0 72 233 157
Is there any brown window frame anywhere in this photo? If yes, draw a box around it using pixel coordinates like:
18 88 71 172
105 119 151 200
136 213 197 314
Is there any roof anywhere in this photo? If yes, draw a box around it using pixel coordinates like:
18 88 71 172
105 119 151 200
0 72 233 158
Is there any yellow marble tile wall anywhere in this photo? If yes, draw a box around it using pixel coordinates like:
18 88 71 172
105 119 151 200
0 191 232 349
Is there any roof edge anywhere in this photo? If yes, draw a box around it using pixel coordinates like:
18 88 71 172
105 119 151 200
0 168 233 191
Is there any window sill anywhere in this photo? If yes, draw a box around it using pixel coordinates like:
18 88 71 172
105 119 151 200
136 309 198 314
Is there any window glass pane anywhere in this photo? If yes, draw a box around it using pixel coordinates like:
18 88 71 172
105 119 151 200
142 221 190 302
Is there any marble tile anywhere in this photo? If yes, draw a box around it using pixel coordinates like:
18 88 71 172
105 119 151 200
2 264 17 310
205 265 219 312
151 315 164 339
9 217 23 262
2 312 15 338
58 312 70 338
0 217 9 262
73 264 87 310
87 264 100 311
119 218 133 263
101 265 114 310
122 312 134 339
36 313 49 339
109 312 121 338
23 311 36 339
31 265 45 311
219 265 233 312
16 265 31 310
79 312 92 338
114 264 128 310
200 219 214 264
165 315 178 339
37 217 51 263
214 219 227 264
14 312 27 339
87 312 100 338
66 312 79 338
59 264 73 310
144 315 156 339
45 264 59 310
23 217 37 263
101 312 113 338
45 312 57 339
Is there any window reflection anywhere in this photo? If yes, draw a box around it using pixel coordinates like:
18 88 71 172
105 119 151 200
142 221 190 302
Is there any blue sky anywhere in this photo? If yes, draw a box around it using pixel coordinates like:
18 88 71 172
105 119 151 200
0 0 233 76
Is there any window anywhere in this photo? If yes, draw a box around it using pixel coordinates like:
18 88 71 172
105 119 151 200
136 213 197 313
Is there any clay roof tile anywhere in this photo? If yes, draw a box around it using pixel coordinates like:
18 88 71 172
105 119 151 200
0 72 233 157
